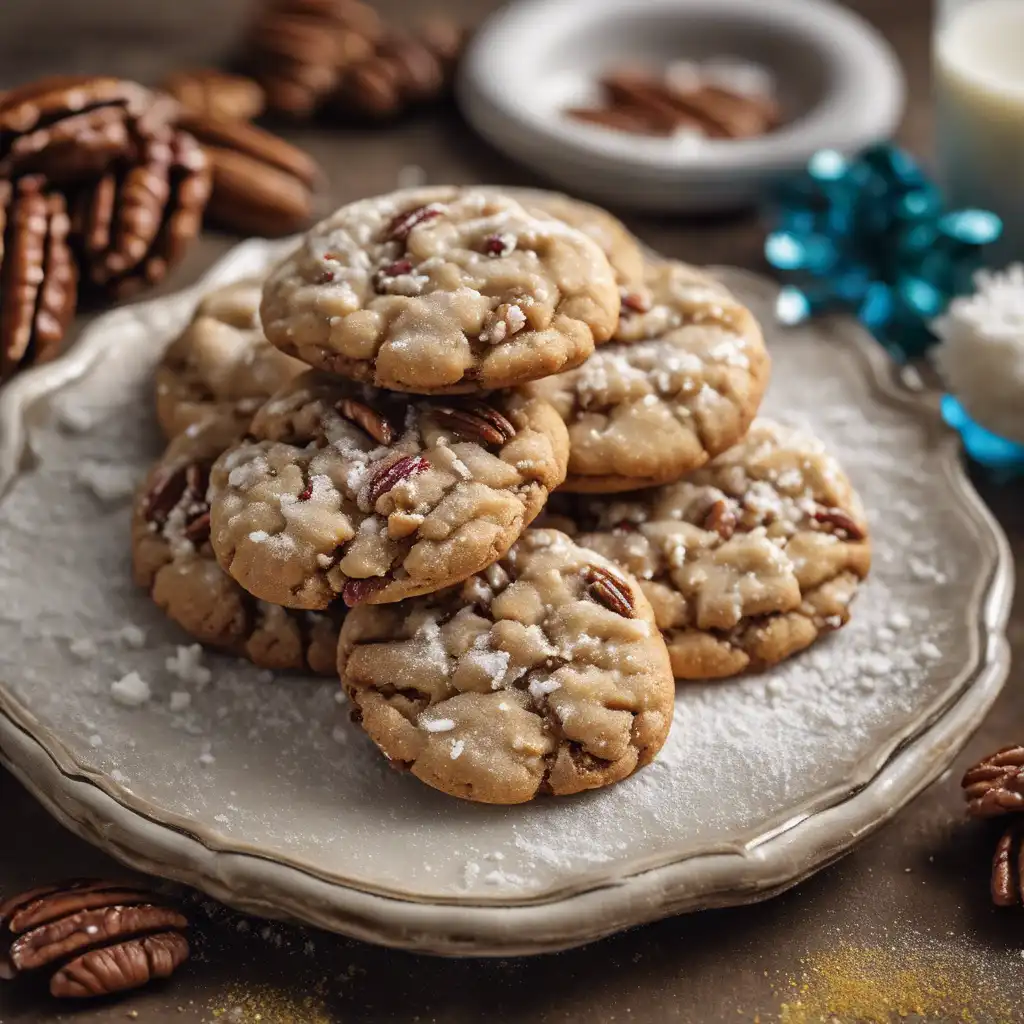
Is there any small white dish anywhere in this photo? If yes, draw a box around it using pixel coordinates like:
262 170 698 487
459 0 906 212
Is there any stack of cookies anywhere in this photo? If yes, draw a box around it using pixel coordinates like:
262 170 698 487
133 186 871 805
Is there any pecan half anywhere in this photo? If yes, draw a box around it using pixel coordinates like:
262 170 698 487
432 401 516 446
160 69 265 122
366 454 430 506
182 511 211 545
177 112 320 237
0 76 154 183
963 746 1024 818
142 460 210 532
703 498 737 540
0 176 78 383
73 126 212 300
991 825 1024 907
383 202 443 242
51 932 189 1000
811 505 866 541
337 398 395 446
0 878 189 1000
582 564 635 618
342 575 392 607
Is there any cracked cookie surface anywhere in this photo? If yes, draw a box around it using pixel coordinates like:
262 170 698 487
260 186 621 394
208 372 570 610
520 192 644 288
548 419 871 680
526 259 770 492
132 415 341 674
338 528 674 804
155 278 308 439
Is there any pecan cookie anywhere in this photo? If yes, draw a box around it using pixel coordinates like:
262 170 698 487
132 415 341 674
526 259 770 492
155 279 308 439
208 372 570 609
521 192 644 288
338 528 674 804
552 419 871 680
260 186 620 394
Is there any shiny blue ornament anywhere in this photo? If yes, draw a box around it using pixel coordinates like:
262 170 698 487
765 144 1002 360
940 396 1024 476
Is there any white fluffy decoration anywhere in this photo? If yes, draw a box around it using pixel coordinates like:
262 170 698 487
932 264 1024 445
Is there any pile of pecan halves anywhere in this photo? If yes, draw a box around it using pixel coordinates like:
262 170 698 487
961 744 1024 905
0 74 324 384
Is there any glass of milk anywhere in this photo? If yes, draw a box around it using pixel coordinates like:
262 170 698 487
935 0 1024 262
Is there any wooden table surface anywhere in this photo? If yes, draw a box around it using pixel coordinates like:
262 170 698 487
2 1 1024 1021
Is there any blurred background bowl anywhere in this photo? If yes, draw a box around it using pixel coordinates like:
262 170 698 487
458 0 906 212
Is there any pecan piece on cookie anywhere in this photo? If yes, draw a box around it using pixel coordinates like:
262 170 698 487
336 398 395 445
703 497 738 540
582 564 636 618
431 401 516 446
366 454 430 506
812 504 867 541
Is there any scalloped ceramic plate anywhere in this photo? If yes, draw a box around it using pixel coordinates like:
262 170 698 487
0 235 1011 956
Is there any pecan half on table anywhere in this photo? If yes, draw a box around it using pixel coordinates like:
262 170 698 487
178 113 321 237
0 879 189 999
0 176 77 383
962 745 1024 818
72 124 212 301
0 76 154 183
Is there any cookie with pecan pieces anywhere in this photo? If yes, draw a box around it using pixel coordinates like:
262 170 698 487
207 371 570 609
132 414 342 674
155 278 308 439
526 259 769 492
338 528 674 804
260 186 620 394
550 419 870 679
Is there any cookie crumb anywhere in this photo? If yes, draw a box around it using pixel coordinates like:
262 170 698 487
110 671 152 708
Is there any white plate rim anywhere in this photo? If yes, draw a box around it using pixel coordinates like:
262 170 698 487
459 0 906 177
0 249 1012 956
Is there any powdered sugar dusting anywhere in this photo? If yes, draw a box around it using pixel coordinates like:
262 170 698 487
0 252 1001 903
